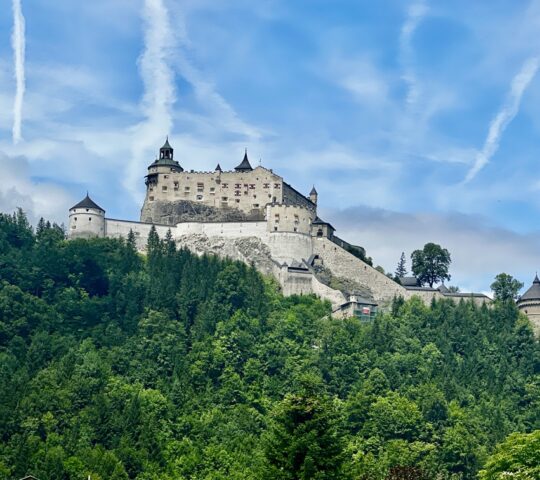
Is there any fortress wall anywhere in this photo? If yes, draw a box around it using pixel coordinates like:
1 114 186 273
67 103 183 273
266 204 315 234
267 232 313 265
404 289 443 304
105 219 171 250
313 237 407 306
278 267 313 297
174 221 268 239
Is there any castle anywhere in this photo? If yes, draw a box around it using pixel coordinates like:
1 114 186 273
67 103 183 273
69 139 498 321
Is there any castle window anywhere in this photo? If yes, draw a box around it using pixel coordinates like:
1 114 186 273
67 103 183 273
149 196 154 201
253 194 257 198
89 217 92 221
164 175 169 179
249 184 255 189
72 225 76 229
196 195 203 200
235 191 241 196
74 217 77 221
210 187 215 193
235 183 241 188
294 227 297 232
274 183 281 189
264 183 269 188
162 186 167 192
222 197 228 201
222 183 228 188
274 226 278 231
253 203 259 208
185 186 190 191
86 209 89 212
149 187 154 192
235 199 240 203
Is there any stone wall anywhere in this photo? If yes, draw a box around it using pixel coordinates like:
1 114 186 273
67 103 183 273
142 166 285 222
140 199 263 225
105 219 171 250
266 204 315 234
313 236 407 307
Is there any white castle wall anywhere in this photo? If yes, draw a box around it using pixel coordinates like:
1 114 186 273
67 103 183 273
104 218 313 267
105 219 171 249
267 232 312 265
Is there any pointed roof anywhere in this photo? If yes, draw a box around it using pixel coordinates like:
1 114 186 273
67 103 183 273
161 136 172 150
520 275 540 302
215 163 222 172
71 194 104 212
438 283 450 294
310 186 318 195
235 149 253 172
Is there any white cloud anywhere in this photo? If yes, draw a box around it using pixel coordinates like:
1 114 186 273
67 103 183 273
400 1 428 106
465 56 539 183
125 0 177 198
0 151 73 224
11 0 26 144
326 205 540 293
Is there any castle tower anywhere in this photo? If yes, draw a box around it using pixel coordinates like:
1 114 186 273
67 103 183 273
68 194 106 239
309 186 318 205
517 275 540 335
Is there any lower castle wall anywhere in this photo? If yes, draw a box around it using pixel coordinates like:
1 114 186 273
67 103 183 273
313 236 407 306
267 232 313 265
105 219 171 249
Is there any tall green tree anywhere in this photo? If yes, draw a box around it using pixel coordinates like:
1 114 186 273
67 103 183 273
261 377 346 480
411 243 451 287
395 252 408 279
490 273 523 302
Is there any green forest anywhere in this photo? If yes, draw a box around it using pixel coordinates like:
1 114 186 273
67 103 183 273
0 209 538 480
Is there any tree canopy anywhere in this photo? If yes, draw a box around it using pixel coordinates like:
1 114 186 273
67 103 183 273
411 243 452 288
491 273 524 302
0 210 538 480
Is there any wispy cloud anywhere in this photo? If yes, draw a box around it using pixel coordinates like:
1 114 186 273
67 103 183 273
125 0 176 197
400 1 428 106
11 0 25 144
465 56 539 183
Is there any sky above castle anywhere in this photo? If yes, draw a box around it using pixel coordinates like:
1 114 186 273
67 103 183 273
1 0 540 294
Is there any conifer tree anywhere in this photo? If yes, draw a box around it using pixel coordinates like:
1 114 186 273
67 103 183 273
395 252 407 278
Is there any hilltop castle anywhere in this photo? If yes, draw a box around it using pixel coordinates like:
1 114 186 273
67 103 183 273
69 139 495 320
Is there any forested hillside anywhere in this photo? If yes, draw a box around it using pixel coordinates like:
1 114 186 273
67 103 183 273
0 210 538 480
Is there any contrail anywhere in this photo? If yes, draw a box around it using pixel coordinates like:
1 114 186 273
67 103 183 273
11 0 26 144
464 56 539 183
400 1 427 106
126 0 176 196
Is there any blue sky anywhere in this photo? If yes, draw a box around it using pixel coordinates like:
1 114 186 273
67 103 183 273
1 0 540 293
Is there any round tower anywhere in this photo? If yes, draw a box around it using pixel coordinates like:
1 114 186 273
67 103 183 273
68 194 106 239
517 274 540 335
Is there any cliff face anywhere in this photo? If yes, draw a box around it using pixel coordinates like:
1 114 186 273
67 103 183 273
140 199 264 225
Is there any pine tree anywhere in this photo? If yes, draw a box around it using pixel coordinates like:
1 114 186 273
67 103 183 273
395 252 407 278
